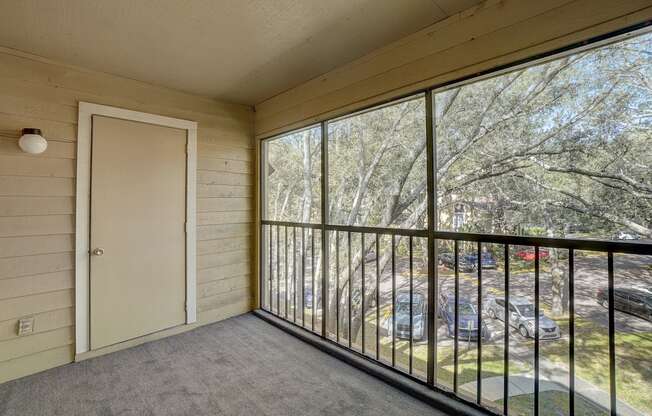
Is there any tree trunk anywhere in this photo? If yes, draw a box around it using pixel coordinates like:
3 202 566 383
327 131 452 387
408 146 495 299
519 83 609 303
550 247 567 316
545 216 568 316
335 201 427 342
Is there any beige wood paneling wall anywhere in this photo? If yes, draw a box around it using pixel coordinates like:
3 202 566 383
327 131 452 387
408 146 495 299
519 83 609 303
0 47 254 383
254 0 652 137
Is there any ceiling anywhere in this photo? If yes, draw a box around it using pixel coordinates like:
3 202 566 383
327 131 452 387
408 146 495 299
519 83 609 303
0 0 481 105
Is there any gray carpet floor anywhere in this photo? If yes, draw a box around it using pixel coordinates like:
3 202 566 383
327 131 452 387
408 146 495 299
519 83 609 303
0 313 444 416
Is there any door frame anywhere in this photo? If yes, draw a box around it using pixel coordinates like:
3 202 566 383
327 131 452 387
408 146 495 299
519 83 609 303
75 102 197 355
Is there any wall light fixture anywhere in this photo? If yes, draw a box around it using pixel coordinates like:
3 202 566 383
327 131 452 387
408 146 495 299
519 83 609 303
19 128 48 154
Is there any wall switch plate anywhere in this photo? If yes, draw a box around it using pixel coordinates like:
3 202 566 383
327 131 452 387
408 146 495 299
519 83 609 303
18 317 35 336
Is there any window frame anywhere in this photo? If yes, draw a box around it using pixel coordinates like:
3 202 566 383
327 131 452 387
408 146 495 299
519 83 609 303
261 124 323 224
257 22 652 414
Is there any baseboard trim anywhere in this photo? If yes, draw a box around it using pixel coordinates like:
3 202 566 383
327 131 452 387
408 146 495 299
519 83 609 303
75 323 195 361
76 307 252 362
252 309 491 416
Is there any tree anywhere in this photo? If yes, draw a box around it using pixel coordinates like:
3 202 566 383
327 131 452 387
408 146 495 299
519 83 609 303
264 31 651 328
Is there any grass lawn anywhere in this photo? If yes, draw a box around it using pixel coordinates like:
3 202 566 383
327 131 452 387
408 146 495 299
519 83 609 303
497 390 606 416
356 310 650 414
434 343 531 386
542 317 652 414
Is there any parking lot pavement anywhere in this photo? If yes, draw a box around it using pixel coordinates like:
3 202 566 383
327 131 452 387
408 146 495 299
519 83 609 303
431 253 652 333
348 252 650 415
370 252 651 344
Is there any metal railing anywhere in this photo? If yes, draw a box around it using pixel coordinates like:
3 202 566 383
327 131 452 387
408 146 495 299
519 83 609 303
260 220 652 416
258 27 652 416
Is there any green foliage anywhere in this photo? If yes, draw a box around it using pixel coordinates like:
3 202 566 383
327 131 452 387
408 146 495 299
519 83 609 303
264 32 651 239
436 33 652 239
328 97 427 228
265 126 321 223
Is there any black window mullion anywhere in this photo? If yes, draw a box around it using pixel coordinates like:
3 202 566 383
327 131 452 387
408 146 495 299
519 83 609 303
321 121 329 338
425 90 437 387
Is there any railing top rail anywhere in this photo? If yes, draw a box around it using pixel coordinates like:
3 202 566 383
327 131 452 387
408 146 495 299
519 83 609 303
261 220 322 230
434 231 652 255
261 220 428 237
262 220 652 255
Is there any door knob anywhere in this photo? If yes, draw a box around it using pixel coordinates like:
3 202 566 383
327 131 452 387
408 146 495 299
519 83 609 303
92 248 105 256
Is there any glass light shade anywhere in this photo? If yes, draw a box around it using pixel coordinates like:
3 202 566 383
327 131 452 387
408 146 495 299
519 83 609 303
19 128 47 154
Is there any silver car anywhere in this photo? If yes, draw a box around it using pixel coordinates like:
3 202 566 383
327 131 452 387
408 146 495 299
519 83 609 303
381 292 427 341
486 296 560 339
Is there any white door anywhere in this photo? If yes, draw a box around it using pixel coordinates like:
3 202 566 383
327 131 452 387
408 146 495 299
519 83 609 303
89 115 187 349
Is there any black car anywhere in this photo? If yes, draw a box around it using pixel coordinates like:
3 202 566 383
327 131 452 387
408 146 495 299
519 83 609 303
439 252 477 272
464 252 497 269
597 287 652 322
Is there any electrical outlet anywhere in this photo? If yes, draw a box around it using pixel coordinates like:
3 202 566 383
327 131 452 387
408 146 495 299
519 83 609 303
17 317 35 336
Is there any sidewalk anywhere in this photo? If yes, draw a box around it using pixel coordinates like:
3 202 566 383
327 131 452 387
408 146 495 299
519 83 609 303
459 364 645 416
459 374 565 400
455 324 647 416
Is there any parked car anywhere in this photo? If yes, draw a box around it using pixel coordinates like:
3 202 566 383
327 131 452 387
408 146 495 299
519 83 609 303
304 286 313 309
438 252 477 272
612 231 639 240
337 287 373 313
596 287 652 322
382 291 427 341
439 292 489 341
364 250 376 263
514 248 550 261
486 296 560 339
464 252 497 269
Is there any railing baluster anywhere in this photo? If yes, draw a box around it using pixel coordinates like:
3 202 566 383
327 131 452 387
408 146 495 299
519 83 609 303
534 246 540 416
608 252 617 416
569 249 575 414
302 228 306 326
409 236 414 375
504 244 510 416
276 225 281 315
269 225 273 312
477 241 482 405
362 233 366 355
260 224 265 311
453 239 459 393
293 227 297 323
336 231 340 344
285 226 288 319
392 234 396 367
322 227 328 337
348 231 352 348
312 230 316 332
376 233 380 361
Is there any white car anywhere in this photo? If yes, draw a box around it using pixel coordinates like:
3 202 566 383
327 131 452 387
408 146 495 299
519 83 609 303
613 231 639 240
